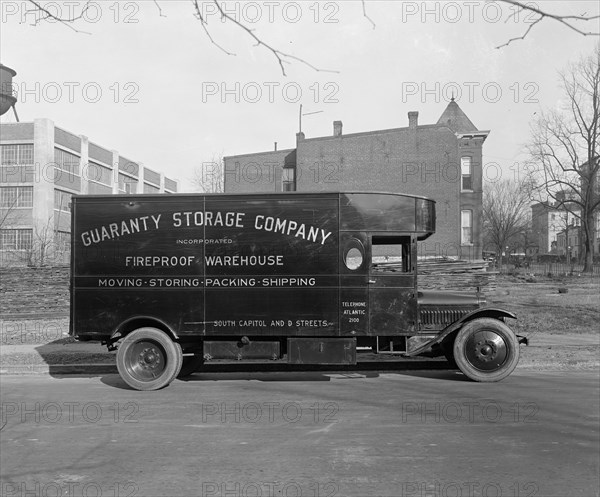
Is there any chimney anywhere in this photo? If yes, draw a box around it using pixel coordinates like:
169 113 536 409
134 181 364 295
333 120 343 137
274 142 278 151
408 111 418 129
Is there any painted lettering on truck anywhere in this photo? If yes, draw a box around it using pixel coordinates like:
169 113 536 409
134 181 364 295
81 211 332 246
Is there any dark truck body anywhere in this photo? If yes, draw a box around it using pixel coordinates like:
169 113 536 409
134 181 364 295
70 191 521 390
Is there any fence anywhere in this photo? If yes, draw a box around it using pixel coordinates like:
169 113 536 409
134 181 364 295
496 262 600 276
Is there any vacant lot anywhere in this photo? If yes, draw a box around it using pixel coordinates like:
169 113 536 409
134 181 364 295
486 276 599 369
488 276 600 336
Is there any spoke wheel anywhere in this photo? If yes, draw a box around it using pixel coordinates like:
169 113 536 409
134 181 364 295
453 318 519 382
116 328 182 391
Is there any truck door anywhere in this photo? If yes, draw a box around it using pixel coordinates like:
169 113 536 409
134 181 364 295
368 234 417 335
339 232 369 337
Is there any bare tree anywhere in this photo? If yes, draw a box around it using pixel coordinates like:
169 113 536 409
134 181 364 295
0 189 28 267
22 1 599 75
483 179 532 265
0 221 54 267
192 155 224 193
24 217 55 267
0 191 23 230
527 45 600 272
1 204 65 267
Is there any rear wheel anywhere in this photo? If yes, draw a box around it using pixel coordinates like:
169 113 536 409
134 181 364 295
116 327 183 391
453 318 519 382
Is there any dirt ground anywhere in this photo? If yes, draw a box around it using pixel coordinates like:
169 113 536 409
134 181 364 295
485 275 600 370
487 275 600 336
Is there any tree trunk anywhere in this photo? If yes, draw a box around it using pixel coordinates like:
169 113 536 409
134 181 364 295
582 211 595 273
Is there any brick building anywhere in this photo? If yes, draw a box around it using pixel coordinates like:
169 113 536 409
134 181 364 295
556 225 581 260
0 118 178 266
530 202 570 256
531 185 599 258
224 99 489 259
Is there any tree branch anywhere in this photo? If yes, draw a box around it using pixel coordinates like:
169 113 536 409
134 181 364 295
192 0 338 76
153 0 166 18
192 0 236 57
362 0 376 29
496 0 599 49
25 0 92 34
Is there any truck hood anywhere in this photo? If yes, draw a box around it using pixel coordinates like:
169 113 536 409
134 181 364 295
417 290 485 307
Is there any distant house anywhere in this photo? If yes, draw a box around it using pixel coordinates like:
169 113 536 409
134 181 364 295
556 225 582 259
531 202 571 255
224 99 489 260
531 185 599 259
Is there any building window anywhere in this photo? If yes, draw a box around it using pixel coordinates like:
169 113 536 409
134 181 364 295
118 173 137 194
461 157 472 191
54 190 72 212
56 231 71 252
0 186 33 208
144 168 161 186
87 161 113 186
143 183 160 193
164 177 177 192
1 144 34 165
461 209 473 245
0 229 33 250
282 167 296 192
54 148 80 176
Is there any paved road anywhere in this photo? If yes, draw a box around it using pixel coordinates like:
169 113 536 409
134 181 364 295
1 370 598 497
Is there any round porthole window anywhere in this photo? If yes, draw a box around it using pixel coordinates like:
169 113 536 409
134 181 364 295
345 247 364 270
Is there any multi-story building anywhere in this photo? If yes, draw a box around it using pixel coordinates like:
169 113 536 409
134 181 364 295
530 202 571 255
556 225 581 260
223 99 489 259
531 187 597 258
0 118 178 266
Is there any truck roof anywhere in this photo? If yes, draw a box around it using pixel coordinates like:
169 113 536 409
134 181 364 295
71 191 436 202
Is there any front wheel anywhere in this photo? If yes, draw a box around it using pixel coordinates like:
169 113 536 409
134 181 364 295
116 327 183 391
453 318 519 382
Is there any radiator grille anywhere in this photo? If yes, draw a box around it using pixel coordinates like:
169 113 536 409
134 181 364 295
419 308 472 326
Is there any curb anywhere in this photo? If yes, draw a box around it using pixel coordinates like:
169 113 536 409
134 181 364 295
0 364 118 375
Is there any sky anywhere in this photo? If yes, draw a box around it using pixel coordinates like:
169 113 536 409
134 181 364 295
1 0 598 191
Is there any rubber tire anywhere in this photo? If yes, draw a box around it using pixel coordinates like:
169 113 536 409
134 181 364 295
453 318 519 382
440 335 458 368
177 355 204 379
116 327 183 391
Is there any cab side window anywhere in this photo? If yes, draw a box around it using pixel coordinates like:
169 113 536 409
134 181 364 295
371 236 412 273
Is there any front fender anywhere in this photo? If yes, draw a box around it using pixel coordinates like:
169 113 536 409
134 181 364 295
405 307 517 357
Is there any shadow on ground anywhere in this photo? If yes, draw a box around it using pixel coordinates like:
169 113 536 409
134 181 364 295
25 340 463 387
98 361 464 390
30 338 116 376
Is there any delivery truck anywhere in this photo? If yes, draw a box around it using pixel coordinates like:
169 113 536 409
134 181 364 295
70 191 523 390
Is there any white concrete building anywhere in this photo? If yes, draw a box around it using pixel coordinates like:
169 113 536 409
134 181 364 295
0 118 178 265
